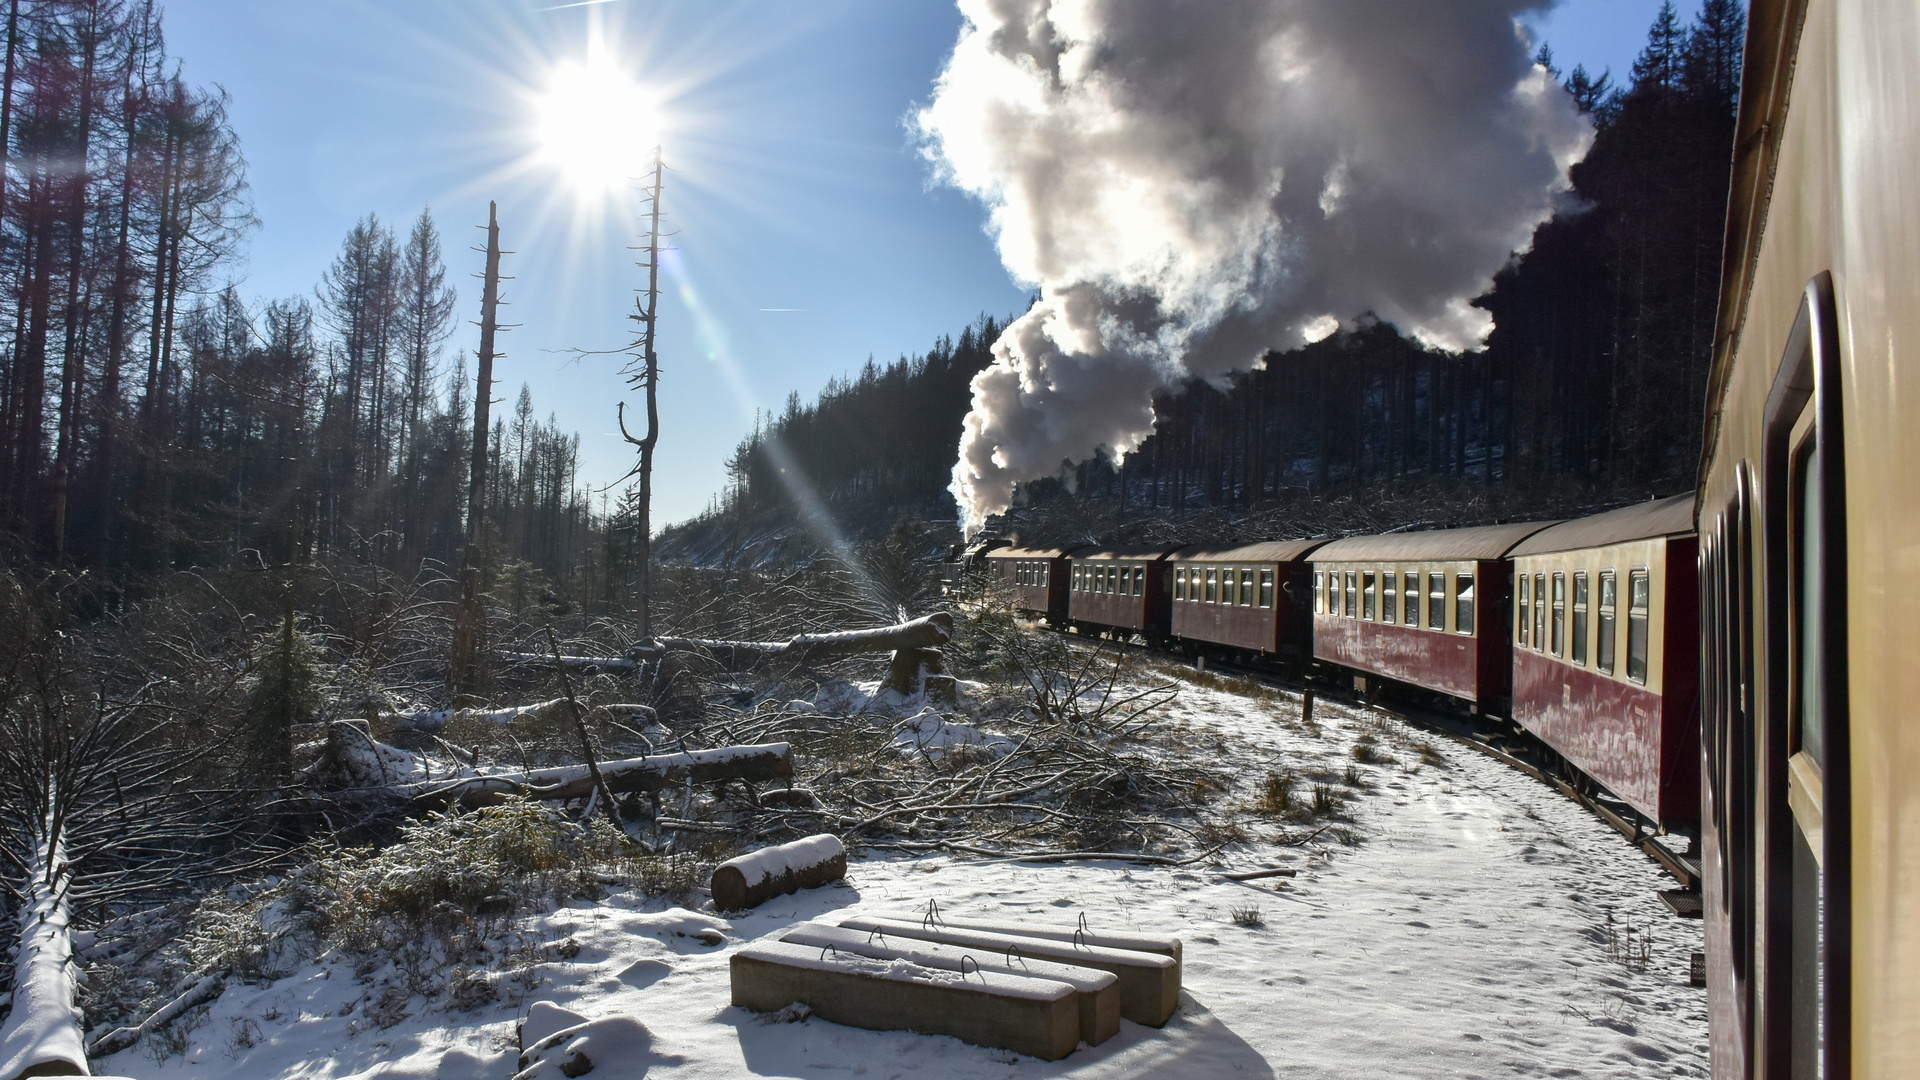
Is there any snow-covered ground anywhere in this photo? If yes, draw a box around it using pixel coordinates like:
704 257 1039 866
102 679 1705 1079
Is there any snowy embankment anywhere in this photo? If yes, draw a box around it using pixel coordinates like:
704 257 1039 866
105 679 1705 1079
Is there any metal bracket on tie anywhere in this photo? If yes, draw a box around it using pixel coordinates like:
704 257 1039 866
1072 927 1087 949
819 944 838 962
1078 912 1091 936
959 954 980 983
923 898 944 930
1005 942 1029 970
867 927 888 948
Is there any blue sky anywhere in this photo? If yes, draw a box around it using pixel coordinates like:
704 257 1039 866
163 0 1679 527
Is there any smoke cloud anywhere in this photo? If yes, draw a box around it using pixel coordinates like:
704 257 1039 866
919 0 1592 528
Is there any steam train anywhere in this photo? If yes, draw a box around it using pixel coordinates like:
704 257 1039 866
963 1 1920 1074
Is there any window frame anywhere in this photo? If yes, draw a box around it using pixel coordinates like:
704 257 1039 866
1404 572 1419 626
1571 571 1589 665
1258 569 1275 609
1455 574 1476 636
1345 572 1358 618
1551 571 1566 657
1518 571 1530 646
1597 570 1617 673
1626 568 1650 684
1362 572 1376 620
1427 573 1445 630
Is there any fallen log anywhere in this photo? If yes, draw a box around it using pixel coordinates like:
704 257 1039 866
414 741 795 811
85 973 224 1058
517 614 955 683
709 834 846 911
0 838 86 1080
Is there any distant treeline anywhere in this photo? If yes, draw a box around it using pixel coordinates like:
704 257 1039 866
0 2 604 600
667 0 1743 559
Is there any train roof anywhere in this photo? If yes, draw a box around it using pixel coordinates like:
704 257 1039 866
1172 539 1329 563
1507 494 1696 557
986 545 1085 560
1073 545 1181 562
1310 521 1559 562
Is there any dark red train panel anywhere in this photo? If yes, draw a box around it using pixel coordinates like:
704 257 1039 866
984 546 1082 623
1067 547 1178 636
1170 540 1326 656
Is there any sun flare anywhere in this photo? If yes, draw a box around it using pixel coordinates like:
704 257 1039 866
534 56 658 194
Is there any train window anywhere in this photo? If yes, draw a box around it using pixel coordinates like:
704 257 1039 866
1455 575 1475 635
1134 567 1146 597
1518 573 1530 646
1551 572 1566 657
1381 573 1396 623
1313 571 1324 613
1532 573 1546 650
1571 572 1589 665
1597 571 1617 673
1362 573 1376 619
1345 572 1358 617
1626 570 1650 684
1259 569 1274 608
1328 571 1340 615
1042 563 1049 587
1404 573 1419 625
1239 569 1254 606
1203 568 1217 603
1071 566 1081 591
1175 567 1188 601
1427 574 1444 629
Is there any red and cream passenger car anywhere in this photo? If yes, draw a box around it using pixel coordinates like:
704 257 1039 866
1169 540 1327 659
1066 546 1178 639
1310 522 1556 705
984 545 1082 624
1507 496 1699 828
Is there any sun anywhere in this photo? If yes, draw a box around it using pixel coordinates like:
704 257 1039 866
533 55 658 194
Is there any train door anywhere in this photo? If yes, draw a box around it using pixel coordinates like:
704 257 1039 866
1759 274 1849 1079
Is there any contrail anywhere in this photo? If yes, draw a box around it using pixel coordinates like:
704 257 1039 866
919 0 1592 530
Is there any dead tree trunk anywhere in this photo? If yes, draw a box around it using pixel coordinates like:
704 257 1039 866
450 201 504 701
0 833 87 1079
617 148 665 638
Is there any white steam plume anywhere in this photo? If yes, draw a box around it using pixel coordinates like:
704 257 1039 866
919 0 1592 529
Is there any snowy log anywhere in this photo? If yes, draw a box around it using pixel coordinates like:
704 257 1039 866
520 614 955 673
640 612 952 670
0 839 86 1080
416 742 795 811
85 973 224 1058
709 834 846 911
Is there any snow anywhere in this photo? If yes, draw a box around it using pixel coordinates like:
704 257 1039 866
0 840 87 1080
718 836 846 890
895 708 1017 760
95 678 1706 1078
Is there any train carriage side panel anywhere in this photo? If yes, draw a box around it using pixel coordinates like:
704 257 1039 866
1508 496 1699 825
1696 0 1920 1072
1310 523 1555 705
1170 540 1327 655
1066 547 1178 636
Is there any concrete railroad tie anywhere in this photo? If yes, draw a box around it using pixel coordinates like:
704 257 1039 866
836 915 1182 1027
860 912 1183 964
778 922 1121 1047
730 939 1084 1061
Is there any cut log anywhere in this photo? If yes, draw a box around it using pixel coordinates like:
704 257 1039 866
709 834 846 911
